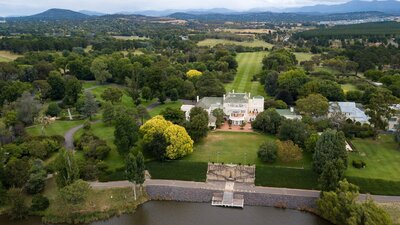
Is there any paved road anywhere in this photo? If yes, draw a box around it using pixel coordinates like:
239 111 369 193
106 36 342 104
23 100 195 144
89 179 400 203
64 120 101 150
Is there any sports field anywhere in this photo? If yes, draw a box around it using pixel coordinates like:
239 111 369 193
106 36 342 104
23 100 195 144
197 39 273 49
225 51 268 96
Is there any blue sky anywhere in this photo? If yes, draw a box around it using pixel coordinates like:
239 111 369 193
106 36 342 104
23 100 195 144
0 0 349 16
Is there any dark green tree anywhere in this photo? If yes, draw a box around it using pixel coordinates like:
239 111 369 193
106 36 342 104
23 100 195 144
114 114 138 155
161 107 185 125
257 141 278 163
7 188 29 220
277 119 310 147
55 149 80 188
63 77 82 106
47 71 65 100
82 91 98 119
252 108 283 135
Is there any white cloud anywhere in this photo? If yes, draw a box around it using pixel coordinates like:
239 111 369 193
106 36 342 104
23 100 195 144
0 0 350 16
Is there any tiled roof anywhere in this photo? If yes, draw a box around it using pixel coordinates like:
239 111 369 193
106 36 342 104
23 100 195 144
196 97 223 109
224 93 248 104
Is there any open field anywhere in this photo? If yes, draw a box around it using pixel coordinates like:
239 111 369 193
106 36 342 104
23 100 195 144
346 135 400 181
0 50 22 62
84 83 135 109
225 51 268 97
341 84 358 93
149 101 183 117
197 39 273 49
26 120 84 136
220 28 276 34
293 52 316 63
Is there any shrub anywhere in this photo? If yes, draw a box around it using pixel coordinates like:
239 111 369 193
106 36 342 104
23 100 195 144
257 141 278 163
276 140 303 162
30 194 49 211
352 160 366 169
46 102 61 117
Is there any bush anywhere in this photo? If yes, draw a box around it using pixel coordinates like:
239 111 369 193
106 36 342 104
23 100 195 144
276 140 303 163
46 103 61 117
352 160 366 169
257 141 278 163
30 194 49 211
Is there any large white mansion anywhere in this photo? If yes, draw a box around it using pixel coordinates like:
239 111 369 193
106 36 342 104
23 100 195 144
181 91 265 127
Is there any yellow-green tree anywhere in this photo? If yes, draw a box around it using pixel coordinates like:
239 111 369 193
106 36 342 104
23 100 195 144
140 116 194 160
164 124 194 159
186 69 202 78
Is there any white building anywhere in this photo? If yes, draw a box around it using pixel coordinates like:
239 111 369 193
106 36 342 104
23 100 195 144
276 107 302 120
388 104 400 132
181 91 264 127
328 102 370 124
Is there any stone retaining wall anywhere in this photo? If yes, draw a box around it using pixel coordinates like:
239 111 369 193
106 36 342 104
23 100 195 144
145 185 318 210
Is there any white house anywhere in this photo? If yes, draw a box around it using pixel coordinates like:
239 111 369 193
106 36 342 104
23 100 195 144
328 102 370 124
388 104 400 132
180 91 265 127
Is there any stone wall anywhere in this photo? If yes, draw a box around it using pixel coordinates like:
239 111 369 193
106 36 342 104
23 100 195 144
145 185 318 210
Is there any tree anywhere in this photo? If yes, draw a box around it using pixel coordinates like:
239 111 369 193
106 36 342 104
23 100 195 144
277 119 310 147
276 140 303 162
304 133 319 153
102 102 115 125
46 102 61 117
63 77 82 106
366 89 396 130
252 108 283 135
15 91 41 125
186 69 203 78
359 200 393 225
196 73 225 97
164 124 194 159
126 153 138 200
264 71 279 96
318 159 346 191
136 151 145 186
143 132 167 161
262 49 297 72
212 108 225 128
7 188 29 220
187 107 209 142
278 69 309 100
169 88 179 102
257 141 278 163
125 77 140 104
47 71 65 100
141 86 152 101
161 107 185 125
91 57 111 84
30 194 50 212
82 91 98 119
55 149 80 188
114 114 139 155
296 94 329 117
136 105 150 125
158 91 167 104
300 80 345 101
101 87 123 104
4 157 30 188
26 159 47 194
60 180 91 205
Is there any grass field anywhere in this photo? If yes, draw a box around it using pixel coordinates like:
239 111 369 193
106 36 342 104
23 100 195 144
198 39 273 49
346 135 400 181
341 84 358 93
0 50 22 62
225 51 268 97
149 101 183 117
84 83 135 109
112 35 150 40
26 120 84 136
293 52 316 63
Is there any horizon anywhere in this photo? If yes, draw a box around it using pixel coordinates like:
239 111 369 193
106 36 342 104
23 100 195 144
0 0 373 17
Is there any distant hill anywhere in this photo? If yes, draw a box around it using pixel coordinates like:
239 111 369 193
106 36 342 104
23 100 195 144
10 8 91 21
169 11 391 23
287 0 400 14
79 10 106 16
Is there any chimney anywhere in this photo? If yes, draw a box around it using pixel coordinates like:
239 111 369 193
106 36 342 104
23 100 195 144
196 96 199 103
290 107 294 113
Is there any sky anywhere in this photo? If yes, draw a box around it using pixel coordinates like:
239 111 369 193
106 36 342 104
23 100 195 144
0 0 350 16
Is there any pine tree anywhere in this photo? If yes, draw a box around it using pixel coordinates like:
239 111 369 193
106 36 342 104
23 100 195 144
126 153 137 200
82 91 98 119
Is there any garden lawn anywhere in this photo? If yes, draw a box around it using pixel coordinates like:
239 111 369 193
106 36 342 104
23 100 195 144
84 83 134 109
225 51 268 97
149 101 183 117
293 52 316 63
346 135 400 181
185 131 311 168
197 39 273 49
26 120 84 136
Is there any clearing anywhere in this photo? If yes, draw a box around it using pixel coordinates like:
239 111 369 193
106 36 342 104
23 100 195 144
0 50 22 62
341 84 359 93
293 52 316 63
198 39 273 49
225 51 268 97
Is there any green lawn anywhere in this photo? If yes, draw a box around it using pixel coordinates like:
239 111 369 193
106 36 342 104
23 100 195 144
225 51 268 97
198 39 273 49
341 84 358 93
26 120 84 136
85 84 134 109
185 131 311 168
149 101 183 117
0 56 10 62
293 52 316 63
346 135 400 181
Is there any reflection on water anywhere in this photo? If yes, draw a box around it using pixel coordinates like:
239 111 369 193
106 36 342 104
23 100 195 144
0 201 332 225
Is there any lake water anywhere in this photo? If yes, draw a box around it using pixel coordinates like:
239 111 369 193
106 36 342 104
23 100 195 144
0 201 332 225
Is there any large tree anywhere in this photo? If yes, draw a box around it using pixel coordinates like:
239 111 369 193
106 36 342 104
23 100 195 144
277 119 310 147
47 71 65 100
296 94 329 117
15 91 41 125
90 57 111 84
114 114 139 155
187 107 209 142
252 108 283 135
101 87 123 104
278 69 310 100
366 89 396 130
63 77 82 106
82 91 98 119
55 149 80 188
161 107 185 125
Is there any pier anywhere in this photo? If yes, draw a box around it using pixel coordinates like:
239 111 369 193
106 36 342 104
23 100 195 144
211 181 244 208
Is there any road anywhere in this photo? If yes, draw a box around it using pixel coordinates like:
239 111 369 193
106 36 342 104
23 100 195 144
89 179 400 203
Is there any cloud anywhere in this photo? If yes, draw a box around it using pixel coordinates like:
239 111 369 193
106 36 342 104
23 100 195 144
0 0 350 16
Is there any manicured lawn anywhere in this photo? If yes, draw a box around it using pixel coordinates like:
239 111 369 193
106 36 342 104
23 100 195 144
86 84 134 109
346 135 400 181
293 52 316 63
198 39 273 49
341 84 358 93
149 101 183 117
26 120 84 136
225 51 268 97
185 131 311 168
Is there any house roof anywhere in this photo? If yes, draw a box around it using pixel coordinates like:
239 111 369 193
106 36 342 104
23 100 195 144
329 102 369 123
224 93 248 104
276 109 302 119
196 97 223 109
